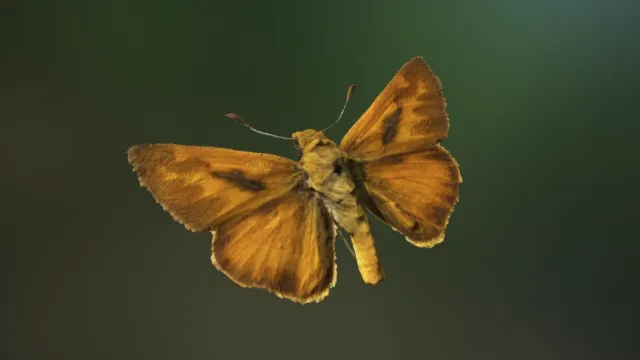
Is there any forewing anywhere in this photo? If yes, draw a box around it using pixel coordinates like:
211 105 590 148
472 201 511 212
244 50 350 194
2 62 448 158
357 145 462 248
211 192 337 304
128 144 303 232
340 56 449 161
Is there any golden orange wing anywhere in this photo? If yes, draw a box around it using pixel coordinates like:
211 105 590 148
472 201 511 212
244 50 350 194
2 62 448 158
353 145 461 248
212 191 337 303
340 56 449 161
341 57 461 247
128 144 337 303
127 144 303 232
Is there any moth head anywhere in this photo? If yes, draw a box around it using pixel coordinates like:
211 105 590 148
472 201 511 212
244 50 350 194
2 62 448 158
292 129 327 154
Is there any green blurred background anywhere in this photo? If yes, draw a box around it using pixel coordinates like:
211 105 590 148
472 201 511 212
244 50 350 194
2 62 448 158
4 0 639 359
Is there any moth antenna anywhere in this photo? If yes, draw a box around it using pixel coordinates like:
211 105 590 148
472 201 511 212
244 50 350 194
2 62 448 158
322 84 356 133
225 113 292 140
337 229 357 260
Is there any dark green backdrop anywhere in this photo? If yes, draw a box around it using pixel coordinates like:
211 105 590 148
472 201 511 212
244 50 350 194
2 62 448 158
4 0 639 359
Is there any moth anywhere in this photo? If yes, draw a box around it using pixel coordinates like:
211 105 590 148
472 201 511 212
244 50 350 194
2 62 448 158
128 56 462 304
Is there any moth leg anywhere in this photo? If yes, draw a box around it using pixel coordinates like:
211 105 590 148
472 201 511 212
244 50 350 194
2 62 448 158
337 228 357 260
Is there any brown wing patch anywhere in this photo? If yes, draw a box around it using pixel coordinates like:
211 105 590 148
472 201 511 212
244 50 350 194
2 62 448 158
340 56 449 161
127 144 303 232
211 192 337 304
381 108 401 145
360 145 462 248
211 169 266 191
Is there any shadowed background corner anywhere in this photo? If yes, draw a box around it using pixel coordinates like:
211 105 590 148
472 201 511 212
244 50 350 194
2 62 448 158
3 0 639 359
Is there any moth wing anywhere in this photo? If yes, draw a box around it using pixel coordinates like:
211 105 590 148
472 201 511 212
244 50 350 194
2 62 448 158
354 145 461 248
211 192 337 303
128 144 304 232
340 57 460 247
340 56 449 161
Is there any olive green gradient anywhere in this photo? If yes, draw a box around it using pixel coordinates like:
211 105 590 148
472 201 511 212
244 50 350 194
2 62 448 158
4 0 639 359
